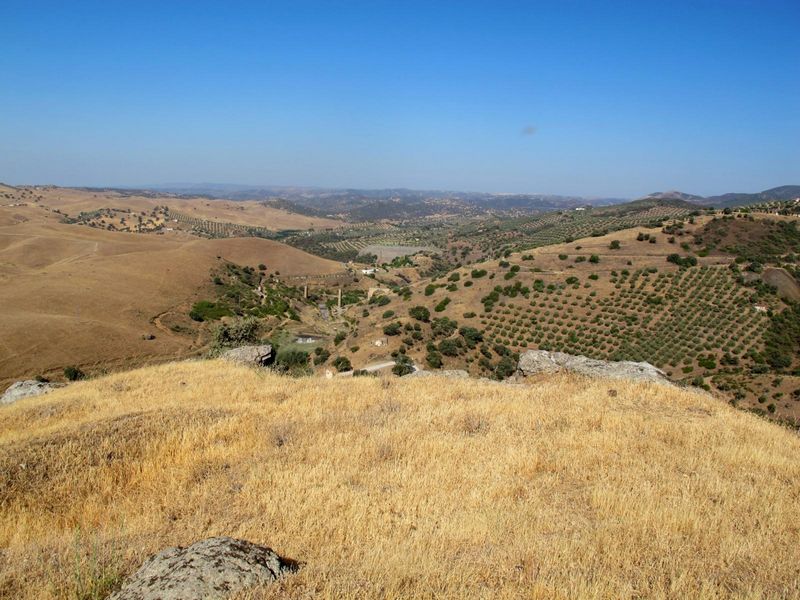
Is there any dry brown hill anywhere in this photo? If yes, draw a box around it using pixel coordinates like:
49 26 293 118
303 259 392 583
12 185 344 231
1 360 798 598
0 204 344 386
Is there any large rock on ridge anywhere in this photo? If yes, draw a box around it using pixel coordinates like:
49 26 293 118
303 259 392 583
220 344 274 367
517 350 667 384
109 536 298 600
1 380 63 405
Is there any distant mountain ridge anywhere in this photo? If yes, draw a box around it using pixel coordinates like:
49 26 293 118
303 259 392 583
640 185 800 208
640 190 706 203
129 183 628 220
704 185 800 207
141 182 798 210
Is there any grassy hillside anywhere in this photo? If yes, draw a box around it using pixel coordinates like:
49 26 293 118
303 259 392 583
1 360 799 599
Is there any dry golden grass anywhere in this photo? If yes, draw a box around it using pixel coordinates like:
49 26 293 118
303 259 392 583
1 361 799 599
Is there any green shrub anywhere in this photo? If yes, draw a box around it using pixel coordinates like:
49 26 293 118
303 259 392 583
370 294 390 306
426 352 443 368
189 300 233 322
459 326 483 348
434 297 451 312
494 356 516 380
212 317 260 349
276 349 309 370
409 306 431 322
431 317 458 338
392 355 415 376
313 348 330 365
383 322 402 336
437 338 459 357
332 356 352 372
64 366 86 381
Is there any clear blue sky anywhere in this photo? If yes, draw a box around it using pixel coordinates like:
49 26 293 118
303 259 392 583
1 1 798 197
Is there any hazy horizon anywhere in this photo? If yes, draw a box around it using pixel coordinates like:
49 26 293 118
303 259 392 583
5 179 799 201
2 0 798 197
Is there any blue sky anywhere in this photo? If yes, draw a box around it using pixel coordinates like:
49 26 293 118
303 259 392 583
1 1 798 197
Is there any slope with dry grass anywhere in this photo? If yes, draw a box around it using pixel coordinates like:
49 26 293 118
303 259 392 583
1 360 799 599
17 185 344 231
0 205 345 386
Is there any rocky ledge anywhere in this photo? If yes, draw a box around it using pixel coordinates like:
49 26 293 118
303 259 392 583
1 380 64 405
517 350 668 384
220 344 274 367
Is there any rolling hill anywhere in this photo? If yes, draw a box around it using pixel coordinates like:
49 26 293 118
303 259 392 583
9 185 344 231
0 202 345 387
1 360 798 599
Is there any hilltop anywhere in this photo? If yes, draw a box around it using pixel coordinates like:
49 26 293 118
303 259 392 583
1 360 799 599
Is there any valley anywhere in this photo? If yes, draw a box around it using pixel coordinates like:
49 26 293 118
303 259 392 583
2 183 799 428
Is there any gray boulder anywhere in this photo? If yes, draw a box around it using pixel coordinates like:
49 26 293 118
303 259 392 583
109 537 298 600
1 380 62 405
517 350 667 384
220 344 274 367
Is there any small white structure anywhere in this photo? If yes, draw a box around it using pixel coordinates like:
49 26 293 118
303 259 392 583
754 305 768 313
361 268 376 275
373 338 387 347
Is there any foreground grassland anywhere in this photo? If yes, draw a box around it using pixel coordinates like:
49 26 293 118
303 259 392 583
1 361 799 599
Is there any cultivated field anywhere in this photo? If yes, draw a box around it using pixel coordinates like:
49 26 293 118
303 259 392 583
1 361 798 599
338 218 799 423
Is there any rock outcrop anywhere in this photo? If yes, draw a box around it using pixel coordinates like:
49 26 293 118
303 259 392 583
1 380 63 405
517 350 668 384
109 537 298 600
220 345 274 367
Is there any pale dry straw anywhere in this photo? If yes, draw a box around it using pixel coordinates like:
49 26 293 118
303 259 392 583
1 360 798 599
